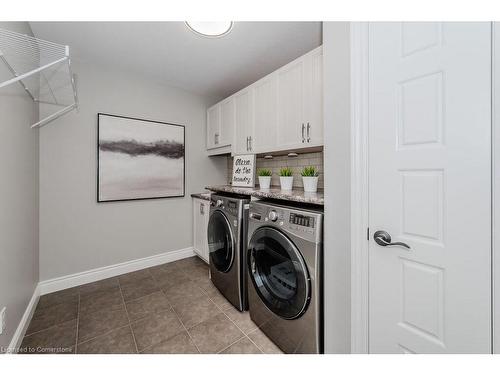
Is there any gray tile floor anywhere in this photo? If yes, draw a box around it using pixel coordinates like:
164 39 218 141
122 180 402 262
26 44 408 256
20 256 283 354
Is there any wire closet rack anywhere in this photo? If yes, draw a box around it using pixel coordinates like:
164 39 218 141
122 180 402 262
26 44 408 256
0 28 78 128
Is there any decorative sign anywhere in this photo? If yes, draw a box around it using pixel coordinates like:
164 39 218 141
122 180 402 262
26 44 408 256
232 154 256 187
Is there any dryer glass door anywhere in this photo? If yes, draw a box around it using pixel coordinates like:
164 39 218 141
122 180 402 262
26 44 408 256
248 227 310 319
208 210 234 273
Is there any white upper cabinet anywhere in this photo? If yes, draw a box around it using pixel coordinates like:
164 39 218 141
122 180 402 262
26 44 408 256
277 46 323 150
220 98 234 147
206 46 323 155
206 104 221 149
253 75 278 153
234 88 254 154
277 58 305 149
206 98 233 152
303 47 323 146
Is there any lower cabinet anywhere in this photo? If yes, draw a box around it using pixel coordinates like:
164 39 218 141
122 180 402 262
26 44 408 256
193 198 210 263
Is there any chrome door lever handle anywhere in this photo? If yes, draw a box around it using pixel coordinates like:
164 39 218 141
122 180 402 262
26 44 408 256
373 230 410 249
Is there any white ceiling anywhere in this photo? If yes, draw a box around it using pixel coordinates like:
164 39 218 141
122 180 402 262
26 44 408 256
30 22 322 99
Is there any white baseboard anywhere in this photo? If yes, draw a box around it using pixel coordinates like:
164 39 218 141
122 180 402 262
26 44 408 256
38 247 195 296
7 285 40 354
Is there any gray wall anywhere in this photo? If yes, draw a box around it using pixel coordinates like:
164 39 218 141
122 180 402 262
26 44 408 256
0 22 39 350
39 61 227 281
323 22 351 353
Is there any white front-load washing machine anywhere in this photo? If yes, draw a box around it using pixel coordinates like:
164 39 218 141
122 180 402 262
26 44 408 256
247 200 323 353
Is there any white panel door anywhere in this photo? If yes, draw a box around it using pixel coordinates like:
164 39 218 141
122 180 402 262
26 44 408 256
220 98 234 147
253 75 278 153
234 89 254 154
303 47 323 145
277 59 304 149
368 22 491 353
207 104 220 149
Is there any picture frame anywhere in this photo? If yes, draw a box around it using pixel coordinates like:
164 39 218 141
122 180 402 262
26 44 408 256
97 113 185 202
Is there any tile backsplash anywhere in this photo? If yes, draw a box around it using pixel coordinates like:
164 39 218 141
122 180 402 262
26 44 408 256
227 151 324 189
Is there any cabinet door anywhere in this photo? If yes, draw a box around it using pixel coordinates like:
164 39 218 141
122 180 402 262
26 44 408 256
192 199 203 256
193 199 209 262
202 201 210 263
220 98 234 147
207 104 221 149
303 47 323 145
253 76 278 153
277 59 304 149
234 89 254 154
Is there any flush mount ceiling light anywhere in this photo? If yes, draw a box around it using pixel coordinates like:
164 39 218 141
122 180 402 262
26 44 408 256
185 21 233 37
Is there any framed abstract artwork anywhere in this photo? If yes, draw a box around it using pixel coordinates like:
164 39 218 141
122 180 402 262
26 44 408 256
97 113 185 202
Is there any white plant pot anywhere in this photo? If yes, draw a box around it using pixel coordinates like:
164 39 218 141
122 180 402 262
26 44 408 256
280 176 294 191
302 176 319 193
258 176 271 189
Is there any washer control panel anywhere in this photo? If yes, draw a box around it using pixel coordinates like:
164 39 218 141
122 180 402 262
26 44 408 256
210 195 246 217
289 213 315 228
225 200 239 215
249 202 322 242
287 210 316 237
268 210 279 222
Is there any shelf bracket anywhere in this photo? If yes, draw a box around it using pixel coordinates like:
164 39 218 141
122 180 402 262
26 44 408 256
31 102 77 129
0 56 69 90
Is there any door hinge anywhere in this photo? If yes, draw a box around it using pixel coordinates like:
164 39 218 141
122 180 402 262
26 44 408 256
367 227 370 241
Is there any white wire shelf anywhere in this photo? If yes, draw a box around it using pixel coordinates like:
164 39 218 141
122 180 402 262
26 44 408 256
0 28 78 128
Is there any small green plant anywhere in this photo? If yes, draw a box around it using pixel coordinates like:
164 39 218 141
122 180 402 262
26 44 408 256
301 166 319 177
279 167 294 177
258 168 272 177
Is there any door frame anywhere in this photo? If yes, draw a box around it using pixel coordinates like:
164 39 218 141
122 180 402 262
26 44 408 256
350 21 370 354
493 21 499 354
350 21 497 354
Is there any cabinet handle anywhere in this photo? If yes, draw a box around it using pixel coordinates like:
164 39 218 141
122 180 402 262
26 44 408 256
249 136 252 151
301 123 305 143
200 203 204 215
214 133 219 145
307 123 311 142
246 136 249 151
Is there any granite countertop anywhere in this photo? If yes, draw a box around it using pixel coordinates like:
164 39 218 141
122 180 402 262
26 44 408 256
205 185 324 206
190 192 212 201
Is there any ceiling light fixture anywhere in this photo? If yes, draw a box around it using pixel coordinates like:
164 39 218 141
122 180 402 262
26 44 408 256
185 21 233 37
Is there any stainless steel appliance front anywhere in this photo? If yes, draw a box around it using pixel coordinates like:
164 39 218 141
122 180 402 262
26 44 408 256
207 193 250 311
247 200 323 353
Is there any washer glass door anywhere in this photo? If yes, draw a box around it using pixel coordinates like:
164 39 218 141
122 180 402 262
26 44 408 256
248 227 310 319
208 210 234 273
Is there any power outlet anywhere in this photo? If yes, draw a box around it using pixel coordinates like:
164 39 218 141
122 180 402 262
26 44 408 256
0 307 5 335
